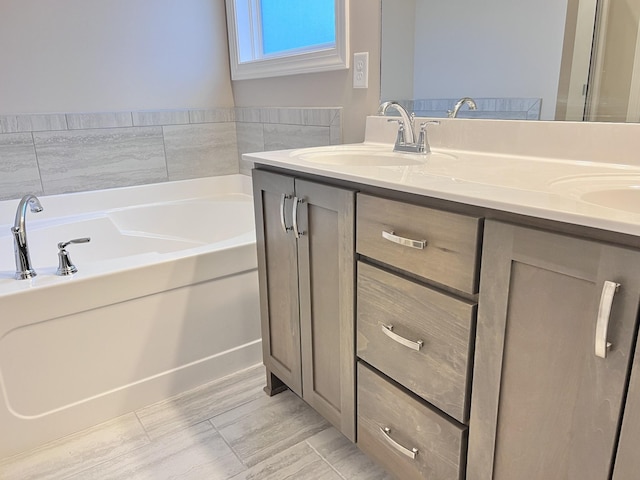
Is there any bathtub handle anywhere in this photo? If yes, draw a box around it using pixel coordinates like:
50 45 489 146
58 237 91 250
293 197 306 239
57 237 91 276
280 194 293 234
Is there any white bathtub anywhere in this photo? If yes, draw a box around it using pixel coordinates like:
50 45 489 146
0 175 261 459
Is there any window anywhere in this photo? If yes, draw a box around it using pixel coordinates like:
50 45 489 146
225 0 349 80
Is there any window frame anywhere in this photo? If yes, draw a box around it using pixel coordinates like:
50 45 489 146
225 0 350 80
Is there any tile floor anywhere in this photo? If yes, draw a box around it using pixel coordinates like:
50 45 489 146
0 365 393 480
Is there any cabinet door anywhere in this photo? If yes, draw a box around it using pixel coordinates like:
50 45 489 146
295 179 356 441
253 169 302 397
613 327 640 479
468 220 640 480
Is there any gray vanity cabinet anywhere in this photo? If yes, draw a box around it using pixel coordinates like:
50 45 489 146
467 220 640 480
252 169 356 441
613 323 640 479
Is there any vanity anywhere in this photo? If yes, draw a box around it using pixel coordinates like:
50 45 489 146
247 116 640 480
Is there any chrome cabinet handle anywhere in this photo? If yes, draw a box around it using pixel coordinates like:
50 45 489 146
293 197 306 239
380 427 418 459
595 280 620 358
381 324 423 351
279 194 292 234
382 230 426 250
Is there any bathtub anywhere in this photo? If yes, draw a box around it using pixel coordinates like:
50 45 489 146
0 175 261 459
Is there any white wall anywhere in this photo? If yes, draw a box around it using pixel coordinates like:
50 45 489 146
413 0 568 120
0 0 234 114
231 0 382 144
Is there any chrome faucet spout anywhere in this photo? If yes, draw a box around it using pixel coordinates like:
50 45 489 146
378 101 439 154
12 194 43 280
378 101 415 144
448 97 478 118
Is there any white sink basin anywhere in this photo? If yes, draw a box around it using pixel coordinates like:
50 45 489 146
550 174 640 214
290 145 456 167
581 188 640 214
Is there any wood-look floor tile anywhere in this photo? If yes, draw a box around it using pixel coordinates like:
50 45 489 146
136 365 265 440
228 441 342 480
0 413 149 480
211 390 329 467
65 422 246 480
307 428 394 479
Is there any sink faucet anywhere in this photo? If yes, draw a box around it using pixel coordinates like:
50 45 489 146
448 97 478 118
11 194 43 280
378 101 439 153
378 101 416 144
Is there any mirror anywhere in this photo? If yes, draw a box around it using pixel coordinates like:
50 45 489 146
381 0 640 122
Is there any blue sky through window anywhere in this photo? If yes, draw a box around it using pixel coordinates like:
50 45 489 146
261 0 335 55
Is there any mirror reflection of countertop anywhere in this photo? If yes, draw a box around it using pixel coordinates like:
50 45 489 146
244 118 640 237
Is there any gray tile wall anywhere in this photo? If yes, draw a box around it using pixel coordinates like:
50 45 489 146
236 107 342 175
0 107 342 200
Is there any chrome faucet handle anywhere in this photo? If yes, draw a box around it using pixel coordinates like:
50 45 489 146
58 237 91 250
417 121 441 154
57 237 91 276
419 120 441 129
387 119 406 145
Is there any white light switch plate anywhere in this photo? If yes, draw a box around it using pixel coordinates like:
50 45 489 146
353 52 369 89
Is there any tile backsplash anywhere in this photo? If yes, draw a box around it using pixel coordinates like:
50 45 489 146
0 107 342 200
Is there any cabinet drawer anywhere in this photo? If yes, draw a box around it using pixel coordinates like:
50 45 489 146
358 363 467 480
356 194 481 294
357 262 475 423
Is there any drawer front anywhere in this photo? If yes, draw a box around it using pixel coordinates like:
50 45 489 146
357 363 467 480
357 262 476 423
356 194 481 294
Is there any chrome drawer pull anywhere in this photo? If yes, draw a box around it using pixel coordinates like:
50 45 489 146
595 280 620 358
380 427 418 459
382 230 426 250
293 197 306 239
381 324 423 351
280 194 292 234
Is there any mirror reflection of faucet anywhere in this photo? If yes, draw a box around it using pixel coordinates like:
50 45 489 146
12 194 43 280
448 97 478 118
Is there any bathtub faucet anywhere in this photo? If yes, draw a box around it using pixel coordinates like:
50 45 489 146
11 194 43 280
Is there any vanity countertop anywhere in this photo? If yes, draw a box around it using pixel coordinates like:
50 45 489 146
244 117 640 238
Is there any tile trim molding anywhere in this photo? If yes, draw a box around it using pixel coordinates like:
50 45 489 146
0 107 342 134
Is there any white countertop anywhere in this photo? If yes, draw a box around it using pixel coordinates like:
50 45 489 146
245 122 640 238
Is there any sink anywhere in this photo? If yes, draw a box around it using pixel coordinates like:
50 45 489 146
290 144 456 167
581 188 640 214
549 174 640 214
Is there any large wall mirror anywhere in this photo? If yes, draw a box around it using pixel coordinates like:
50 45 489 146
381 0 640 122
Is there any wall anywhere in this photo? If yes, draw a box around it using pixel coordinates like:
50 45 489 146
231 0 382 144
0 0 234 113
594 0 640 122
0 1 346 200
